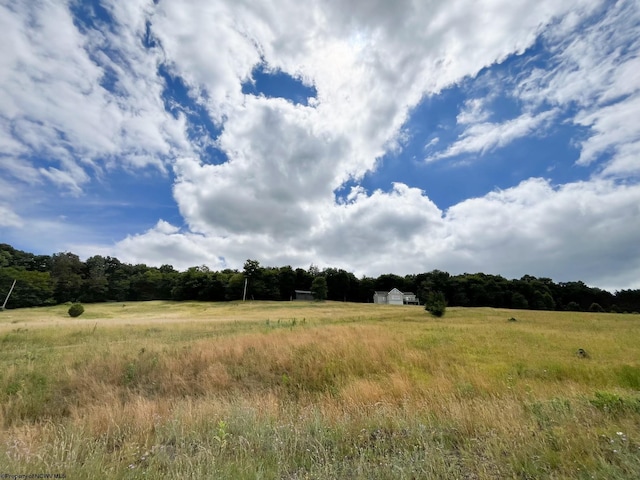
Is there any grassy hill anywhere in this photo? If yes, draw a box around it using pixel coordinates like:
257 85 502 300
1 301 639 478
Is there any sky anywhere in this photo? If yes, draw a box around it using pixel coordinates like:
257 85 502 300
1 0 639 291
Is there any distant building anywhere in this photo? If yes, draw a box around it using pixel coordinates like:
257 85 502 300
294 290 314 301
402 292 419 304
373 288 418 305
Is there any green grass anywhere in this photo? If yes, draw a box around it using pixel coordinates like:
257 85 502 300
1 301 639 478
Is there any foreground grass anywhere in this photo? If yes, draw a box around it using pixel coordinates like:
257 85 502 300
1 301 639 479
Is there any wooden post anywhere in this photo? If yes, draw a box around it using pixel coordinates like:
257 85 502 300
1 279 17 310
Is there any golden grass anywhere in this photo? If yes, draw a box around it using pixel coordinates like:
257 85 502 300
1 301 639 478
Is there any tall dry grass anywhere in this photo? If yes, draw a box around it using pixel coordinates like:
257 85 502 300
1 302 639 478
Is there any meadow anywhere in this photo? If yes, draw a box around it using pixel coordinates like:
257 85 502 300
0 301 639 479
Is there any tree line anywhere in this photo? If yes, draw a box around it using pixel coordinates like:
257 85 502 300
1 243 639 313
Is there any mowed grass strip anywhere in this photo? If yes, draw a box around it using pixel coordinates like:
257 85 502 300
1 301 639 479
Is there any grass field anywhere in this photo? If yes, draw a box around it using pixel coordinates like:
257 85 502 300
1 301 639 479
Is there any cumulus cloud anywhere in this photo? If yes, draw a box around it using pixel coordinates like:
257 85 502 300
113 221 226 271
0 0 191 194
443 179 640 288
4 0 640 292
156 0 600 239
114 178 640 290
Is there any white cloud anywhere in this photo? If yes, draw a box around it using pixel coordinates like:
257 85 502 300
0 0 192 194
514 0 640 176
0 157 41 185
443 178 640 289
456 98 491 125
428 110 557 161
424 137 440 150
114 177 640 291
153 219 181 235
5 0 640 292
0 204 23 228
112 223 226 271
575 93 640 176
521 0 639 109
155 0 601 238
433 0 640 173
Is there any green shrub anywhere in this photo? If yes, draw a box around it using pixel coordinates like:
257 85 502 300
425 291 446 317
589 391 640 415
68 303 85 317
310 277 328 301
589 302 604 312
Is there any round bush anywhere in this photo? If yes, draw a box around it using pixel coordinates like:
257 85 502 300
425 291 447 317
68 303 85 317
589 302 604 313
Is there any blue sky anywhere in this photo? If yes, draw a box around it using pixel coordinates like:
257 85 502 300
1 0 639 290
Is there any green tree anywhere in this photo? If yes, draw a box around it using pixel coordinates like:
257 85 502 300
129 268 173 301
260 268 281 300
511 292 529 309
311 276 328 301
417 270 451 303
203 272 228 301
357 276 376 303
0 268 54 308
243 259 261 278
425 291 447 317
82 255 109 303
532 290 556 310
324 268 353 302
104 256 131 301
565 301 581 311
243 259 269 300
51 252 84 303
171 266 210 300
375 273 406 294
295 268 313 291
614 289 640 313
226 273 245 301
278 266 297 301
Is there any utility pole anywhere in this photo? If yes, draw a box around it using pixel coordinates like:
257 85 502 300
1 279 16 311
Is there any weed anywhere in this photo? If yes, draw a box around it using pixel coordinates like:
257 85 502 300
590 391 640 415
213 420 230 449
123 362 136 386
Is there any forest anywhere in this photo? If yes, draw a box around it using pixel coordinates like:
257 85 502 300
1 243 639 313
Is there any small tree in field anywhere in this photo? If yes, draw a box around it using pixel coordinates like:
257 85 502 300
425 291 446 317
310 277 328 301
68 303 85 317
